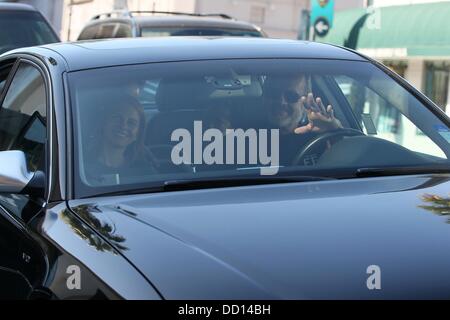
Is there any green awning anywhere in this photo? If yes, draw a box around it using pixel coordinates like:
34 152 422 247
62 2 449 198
318 2 450 57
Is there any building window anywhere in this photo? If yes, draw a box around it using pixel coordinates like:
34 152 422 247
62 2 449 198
249 5 266 24
383 60 407 78
425 61 450 112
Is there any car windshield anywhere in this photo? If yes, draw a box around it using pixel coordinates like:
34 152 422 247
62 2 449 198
69 59 450 198
0 11 59 54
140 27 263 37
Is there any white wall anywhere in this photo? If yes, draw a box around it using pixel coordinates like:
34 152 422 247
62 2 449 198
61 0 114 41
404 59 425 92
127 0 195 12
195 0 309 39
335 0 363 11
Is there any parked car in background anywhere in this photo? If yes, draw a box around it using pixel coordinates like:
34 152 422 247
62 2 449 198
0 3 59 55
77 10 266 40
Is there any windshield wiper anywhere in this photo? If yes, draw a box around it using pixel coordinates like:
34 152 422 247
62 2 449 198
163 175 334 191
90 175 335 198
355 165 450 178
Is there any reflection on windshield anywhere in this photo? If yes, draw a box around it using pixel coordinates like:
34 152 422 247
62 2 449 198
69 59 450 197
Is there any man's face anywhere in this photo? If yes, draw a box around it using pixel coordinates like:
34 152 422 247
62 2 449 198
265 76 309 133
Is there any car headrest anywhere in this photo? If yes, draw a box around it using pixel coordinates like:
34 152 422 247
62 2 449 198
155 78 213 112
146 110 205 146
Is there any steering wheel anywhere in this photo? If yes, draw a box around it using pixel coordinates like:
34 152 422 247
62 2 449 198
292 128 365 166
147 144 195 173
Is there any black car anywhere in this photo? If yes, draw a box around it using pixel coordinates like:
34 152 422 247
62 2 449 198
1 37 450 300
0 3 59 55
77 10 266 40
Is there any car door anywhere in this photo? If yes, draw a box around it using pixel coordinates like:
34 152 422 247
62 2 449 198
0 59 49 299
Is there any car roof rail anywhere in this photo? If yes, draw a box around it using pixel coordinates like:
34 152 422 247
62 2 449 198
127 11 234 20
91 10 132 21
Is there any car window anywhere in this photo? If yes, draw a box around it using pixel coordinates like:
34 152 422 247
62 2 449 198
140 27 263 38
97 24 116 39
0 11 59 54
335 75 446 158
0 61 14 97
78 24 100 40
79 23 132 40
68 59 450 198
0 78 6 95
0 63 47 172
115 23 133 38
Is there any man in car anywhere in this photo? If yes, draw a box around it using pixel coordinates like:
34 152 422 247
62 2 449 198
263 74 343 165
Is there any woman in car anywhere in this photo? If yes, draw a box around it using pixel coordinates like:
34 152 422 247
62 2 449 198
85 93 158 185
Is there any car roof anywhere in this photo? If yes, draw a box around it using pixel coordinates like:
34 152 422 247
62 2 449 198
133 15 260 31
0 2 37 11
30 37 366 72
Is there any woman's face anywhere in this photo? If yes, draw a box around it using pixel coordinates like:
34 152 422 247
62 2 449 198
102 106 140 148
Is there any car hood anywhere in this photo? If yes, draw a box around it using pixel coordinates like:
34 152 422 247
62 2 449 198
68 174 450 299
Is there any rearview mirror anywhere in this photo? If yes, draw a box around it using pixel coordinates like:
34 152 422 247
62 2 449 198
0 150 44 196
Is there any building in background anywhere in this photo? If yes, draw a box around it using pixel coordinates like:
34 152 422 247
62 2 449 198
1 0 362 42
59 0 363 41
318 0 450 117
192 0 361 39
317 0 450 156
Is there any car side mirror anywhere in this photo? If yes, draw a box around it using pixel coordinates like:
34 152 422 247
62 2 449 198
0 150 45 198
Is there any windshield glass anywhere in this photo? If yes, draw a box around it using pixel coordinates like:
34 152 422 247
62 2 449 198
140 27 263 37
0 11 59 54
69 59 450 198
